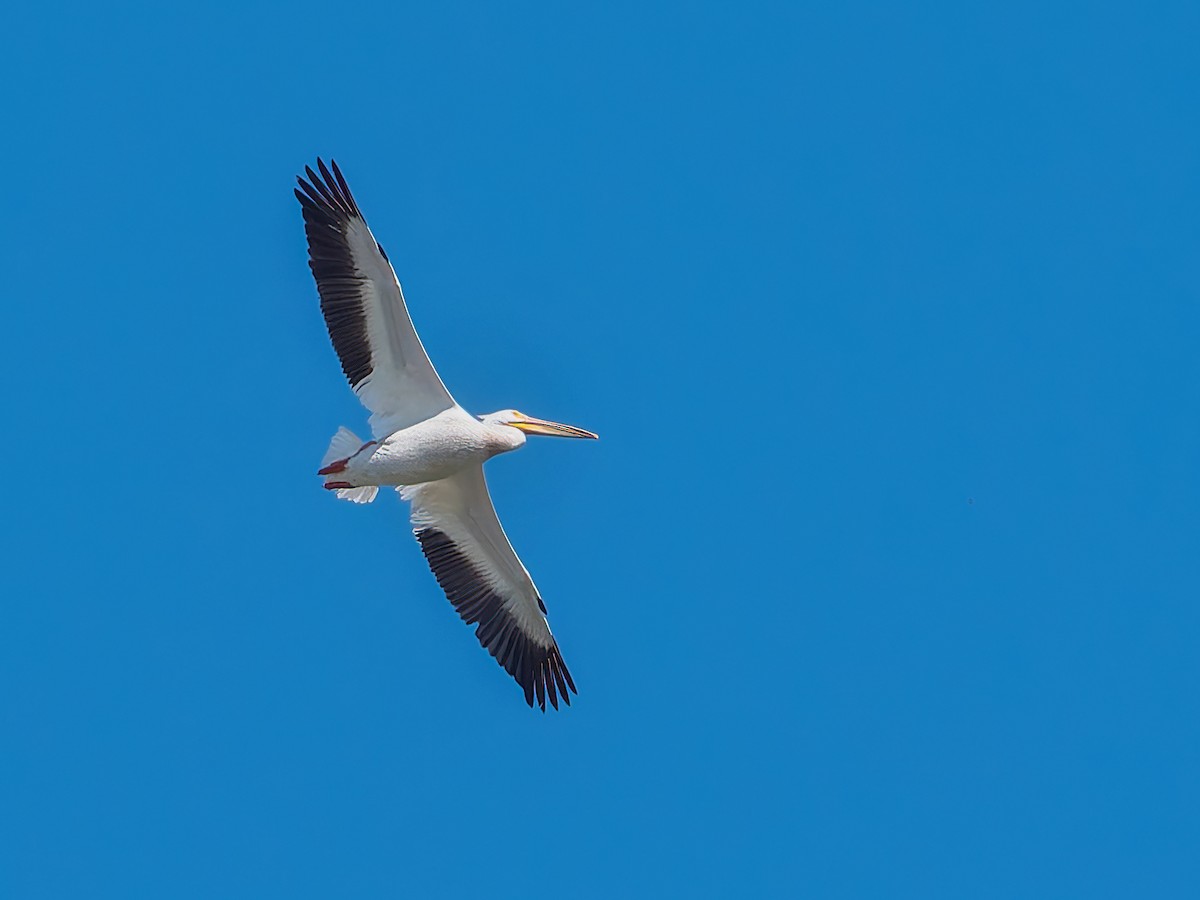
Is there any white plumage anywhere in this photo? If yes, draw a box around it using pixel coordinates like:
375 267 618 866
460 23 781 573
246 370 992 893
296 159 596 710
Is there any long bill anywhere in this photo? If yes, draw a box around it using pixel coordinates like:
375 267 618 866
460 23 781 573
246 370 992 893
511 415 598 439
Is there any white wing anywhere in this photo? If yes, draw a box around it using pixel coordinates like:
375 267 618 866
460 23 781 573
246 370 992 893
401 465 577 710
297 159 456 438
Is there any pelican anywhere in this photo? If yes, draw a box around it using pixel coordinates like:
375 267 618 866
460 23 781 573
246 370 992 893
295 159 596 711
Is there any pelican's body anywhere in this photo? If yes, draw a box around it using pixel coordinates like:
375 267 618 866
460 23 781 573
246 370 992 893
296 159 595 710
327 408 519 489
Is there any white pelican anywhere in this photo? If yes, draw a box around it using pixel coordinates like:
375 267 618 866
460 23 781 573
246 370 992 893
296 159 596 710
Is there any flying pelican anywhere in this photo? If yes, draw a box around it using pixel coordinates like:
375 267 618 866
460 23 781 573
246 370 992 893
295 159 596 711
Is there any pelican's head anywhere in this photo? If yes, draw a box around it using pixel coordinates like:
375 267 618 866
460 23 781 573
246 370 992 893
480 409 598 442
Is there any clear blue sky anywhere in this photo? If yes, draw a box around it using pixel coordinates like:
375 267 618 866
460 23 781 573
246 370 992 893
1 2 1197 897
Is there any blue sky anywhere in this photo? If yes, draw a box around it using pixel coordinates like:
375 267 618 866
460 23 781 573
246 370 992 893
1 1 1197 897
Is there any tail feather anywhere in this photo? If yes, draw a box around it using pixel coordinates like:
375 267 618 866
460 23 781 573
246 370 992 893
319 427 379 504
322 426 364 468
335 485 379 504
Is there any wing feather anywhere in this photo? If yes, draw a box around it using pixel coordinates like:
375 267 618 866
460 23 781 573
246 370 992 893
402 466 577 711
296 158 455 437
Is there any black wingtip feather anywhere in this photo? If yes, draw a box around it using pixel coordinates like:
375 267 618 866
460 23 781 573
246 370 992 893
295 157 376 391
545 661 559 710
415 527 576 710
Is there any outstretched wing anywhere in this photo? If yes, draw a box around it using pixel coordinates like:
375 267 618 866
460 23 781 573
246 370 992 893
401 466 577 711
296 158 456 437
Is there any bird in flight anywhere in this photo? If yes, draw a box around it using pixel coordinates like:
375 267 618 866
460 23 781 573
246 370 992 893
295 159 596 710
